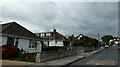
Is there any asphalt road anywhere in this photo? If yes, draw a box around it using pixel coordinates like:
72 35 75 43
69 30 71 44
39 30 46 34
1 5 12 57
67 46 119 65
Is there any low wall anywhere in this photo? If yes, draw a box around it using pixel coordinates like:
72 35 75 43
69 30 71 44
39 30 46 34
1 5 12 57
72 46 84 55
36 46 95 62
71 46 95 54
36 48 76 62
83 47 95 52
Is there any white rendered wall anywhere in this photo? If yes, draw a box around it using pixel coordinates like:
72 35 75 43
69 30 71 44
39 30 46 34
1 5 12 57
0 36 42 53
18 39 41 53
0 36 7 46
49 40 63 46
18 38 29 52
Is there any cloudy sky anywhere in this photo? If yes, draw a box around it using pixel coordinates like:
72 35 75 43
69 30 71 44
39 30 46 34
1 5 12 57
0 0 119 39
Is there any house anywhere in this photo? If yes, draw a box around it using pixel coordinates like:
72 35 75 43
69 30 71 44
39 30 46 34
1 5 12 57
0 22 42 53
76 34 84 40
109 37 120 45
36 29 70 47
66 34 78 46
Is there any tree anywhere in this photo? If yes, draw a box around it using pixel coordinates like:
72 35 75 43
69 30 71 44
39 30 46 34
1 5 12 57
101 35 113 45
117 43 120 46
72 40 84 46
90 38 99 49
78 35 92 47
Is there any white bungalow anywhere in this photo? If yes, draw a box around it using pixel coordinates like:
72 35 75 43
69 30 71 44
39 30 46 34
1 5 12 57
0 22 42 53
36 29 70 47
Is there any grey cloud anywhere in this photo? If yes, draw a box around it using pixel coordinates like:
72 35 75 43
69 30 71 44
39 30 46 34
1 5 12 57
1 2 118 39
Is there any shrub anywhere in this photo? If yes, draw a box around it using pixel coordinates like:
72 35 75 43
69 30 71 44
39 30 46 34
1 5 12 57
117 43 120 46
72 40 84 46
1 44 20 59
14 53 36 62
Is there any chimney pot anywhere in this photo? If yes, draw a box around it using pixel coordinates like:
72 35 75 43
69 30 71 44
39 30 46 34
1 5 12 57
54 29 56 32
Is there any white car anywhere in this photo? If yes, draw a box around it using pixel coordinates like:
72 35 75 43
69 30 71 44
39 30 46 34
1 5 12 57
113 45 116 46
105 45 109 48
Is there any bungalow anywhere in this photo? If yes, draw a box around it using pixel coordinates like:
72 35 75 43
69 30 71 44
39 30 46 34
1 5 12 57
36 29 70 47
0 22 42 53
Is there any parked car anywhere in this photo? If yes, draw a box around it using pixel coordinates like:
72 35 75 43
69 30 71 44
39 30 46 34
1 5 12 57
105 45 109 48
113 45 116 46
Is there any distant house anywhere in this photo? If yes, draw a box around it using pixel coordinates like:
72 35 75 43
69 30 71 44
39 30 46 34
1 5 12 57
36 29 70 47
109 37 120 45
66 34 78 46
0 22 42 53
76 34 84 40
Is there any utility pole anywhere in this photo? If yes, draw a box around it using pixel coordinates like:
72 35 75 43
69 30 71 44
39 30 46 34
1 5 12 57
98 33 100 41
98 33 100 48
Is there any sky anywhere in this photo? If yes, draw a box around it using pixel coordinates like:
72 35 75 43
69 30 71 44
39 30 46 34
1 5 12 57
0 0 119 39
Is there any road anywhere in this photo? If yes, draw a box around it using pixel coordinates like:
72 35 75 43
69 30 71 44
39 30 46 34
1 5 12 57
66 46 119 65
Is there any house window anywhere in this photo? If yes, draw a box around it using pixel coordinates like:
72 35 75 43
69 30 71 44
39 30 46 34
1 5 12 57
46 33 50 36
29 39 37 48
55 41 57 43
7 37 15 45
29 39 32 48
15 38 19 47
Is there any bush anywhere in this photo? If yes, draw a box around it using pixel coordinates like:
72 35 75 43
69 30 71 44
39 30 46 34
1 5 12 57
13 53 36 62
72 40 84 46
1 44 20 59
117 43 120 46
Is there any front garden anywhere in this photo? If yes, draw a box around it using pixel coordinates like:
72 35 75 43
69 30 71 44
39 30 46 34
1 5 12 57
1 45 36 62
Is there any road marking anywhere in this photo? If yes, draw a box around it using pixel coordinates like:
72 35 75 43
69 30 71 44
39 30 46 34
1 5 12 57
87 60 94 64
87 60 115 65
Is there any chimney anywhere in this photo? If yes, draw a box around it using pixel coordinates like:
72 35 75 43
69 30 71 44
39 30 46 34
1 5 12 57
53 29 56 32
72 34 74 37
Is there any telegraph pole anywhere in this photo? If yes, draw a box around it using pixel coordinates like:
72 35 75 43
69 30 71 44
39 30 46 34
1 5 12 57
98 33 100 41
98 33 100 48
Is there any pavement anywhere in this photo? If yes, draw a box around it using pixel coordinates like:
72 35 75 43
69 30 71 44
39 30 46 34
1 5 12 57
1 49 101 67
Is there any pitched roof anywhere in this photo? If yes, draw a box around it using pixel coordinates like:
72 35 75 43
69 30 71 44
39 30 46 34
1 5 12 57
50 32 69 41
0 22 42 39
66 35 78 42
76 34 84 38
36 29 69 41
